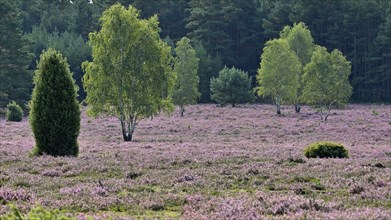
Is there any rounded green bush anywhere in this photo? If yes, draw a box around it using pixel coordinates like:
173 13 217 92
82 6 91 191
210 66 255 107
6 101 23 122
29 49 80 157
304 142 349 158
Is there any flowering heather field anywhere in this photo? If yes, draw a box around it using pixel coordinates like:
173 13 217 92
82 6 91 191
0 104 390 219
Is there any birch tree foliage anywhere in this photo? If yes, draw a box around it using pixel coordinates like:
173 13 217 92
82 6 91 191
172 37 200 116
256 38 301 114
280 22 315 112
302 46 352 121
280 22 314 66
82 4 175 141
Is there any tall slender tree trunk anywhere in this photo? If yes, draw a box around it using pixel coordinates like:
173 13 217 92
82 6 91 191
324 106 332 121
275 96 281 115
276 104 281 115
295 104 301 113
180 106 185 117
120 119 135 142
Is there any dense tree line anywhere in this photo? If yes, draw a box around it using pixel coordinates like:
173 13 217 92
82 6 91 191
1 0 390 109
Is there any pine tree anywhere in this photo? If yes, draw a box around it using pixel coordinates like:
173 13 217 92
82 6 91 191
186 0 231 63
29 49 80 156
210 66 255 107
194 42 223 103
28 26 91 100
0 0 32 108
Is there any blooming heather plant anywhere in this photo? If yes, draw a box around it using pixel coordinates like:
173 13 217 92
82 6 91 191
0 187 33 203
0 104 390 218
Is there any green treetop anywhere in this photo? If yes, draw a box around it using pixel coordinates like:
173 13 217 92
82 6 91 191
82 4 176 142
172 37 200 117
280 22 315 112
210 66 254 107
256 38 301 115
302 46 352 121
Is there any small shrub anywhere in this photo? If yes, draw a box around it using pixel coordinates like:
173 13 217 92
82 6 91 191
6 101 23 122
126 171 142 179
288 157 306 164
373 162 385 168
304 142 349 158
349 185 365 194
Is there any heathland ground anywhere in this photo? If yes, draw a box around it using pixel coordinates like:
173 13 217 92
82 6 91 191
0 104 390 219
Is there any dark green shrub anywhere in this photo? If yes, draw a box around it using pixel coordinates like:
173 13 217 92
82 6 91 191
210 66 255 107
6 101 23 122
304 142 349 158
29 49 80 157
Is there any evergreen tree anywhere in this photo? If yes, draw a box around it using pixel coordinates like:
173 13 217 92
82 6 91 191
187 0 262 73
133 0 190 42
6 101 23 122
372 5 391 102
220 0 262 70
210 66 254 107
73 0 101 39
28 26 91 100
29 49 80 156
20 0 44 33
39 0 77 33
172 37 200 116
194 42 223 103
0 0 32 109
293 0 385 102
261 0 296 40
186 0 232 63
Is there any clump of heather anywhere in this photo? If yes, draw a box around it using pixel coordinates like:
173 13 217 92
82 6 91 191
0 187 33 203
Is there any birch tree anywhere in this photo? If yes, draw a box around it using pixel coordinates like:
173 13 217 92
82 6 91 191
256 38 301 115
82 4 175 141
280 22 315 112
302 46 352 121
172 37 200 116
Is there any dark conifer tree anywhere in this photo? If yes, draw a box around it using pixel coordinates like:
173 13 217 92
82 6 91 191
0 0 32 108
29 49 80 156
